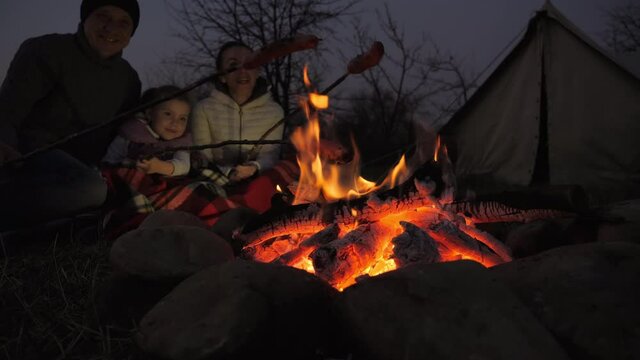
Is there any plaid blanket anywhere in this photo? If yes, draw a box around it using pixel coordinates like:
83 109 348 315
101 159 300 239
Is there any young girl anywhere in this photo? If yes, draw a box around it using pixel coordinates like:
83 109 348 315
101 85 227 238
102 85 192 175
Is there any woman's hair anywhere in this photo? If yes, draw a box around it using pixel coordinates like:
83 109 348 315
140 85 191 107
215 41 252 71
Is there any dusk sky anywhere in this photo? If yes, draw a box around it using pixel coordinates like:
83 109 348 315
0 0 628 88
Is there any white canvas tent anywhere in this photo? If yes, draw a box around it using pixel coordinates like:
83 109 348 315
440 1 640 205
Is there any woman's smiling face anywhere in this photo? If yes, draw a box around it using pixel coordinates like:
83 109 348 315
219 46 259 102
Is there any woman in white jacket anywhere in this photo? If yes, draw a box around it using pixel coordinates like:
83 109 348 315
191 41 284 183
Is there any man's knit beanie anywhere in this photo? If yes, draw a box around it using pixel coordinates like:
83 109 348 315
80 0 140 35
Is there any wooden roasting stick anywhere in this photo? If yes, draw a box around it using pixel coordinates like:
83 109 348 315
2 35 321 167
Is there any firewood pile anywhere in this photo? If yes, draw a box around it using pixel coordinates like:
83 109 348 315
235 173 585 289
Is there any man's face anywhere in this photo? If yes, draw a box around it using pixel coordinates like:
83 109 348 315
83 6 133 59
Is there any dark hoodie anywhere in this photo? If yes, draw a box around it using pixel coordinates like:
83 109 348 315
0 25 141 164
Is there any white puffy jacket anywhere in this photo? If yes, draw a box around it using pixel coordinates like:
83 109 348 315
191 83 284 175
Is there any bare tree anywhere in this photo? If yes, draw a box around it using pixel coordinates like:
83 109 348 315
168 0 360 113
143 61 213 100
341 4 475 161
604 2 640 53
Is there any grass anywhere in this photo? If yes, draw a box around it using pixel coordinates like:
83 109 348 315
0 221 139 360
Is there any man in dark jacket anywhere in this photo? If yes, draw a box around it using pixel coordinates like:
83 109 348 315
0 0 142 229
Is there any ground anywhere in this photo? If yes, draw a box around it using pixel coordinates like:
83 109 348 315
0 148 415 360
0 220 138 360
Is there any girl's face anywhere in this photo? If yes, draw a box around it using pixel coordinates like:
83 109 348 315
147 99 190 141
219 46 259 98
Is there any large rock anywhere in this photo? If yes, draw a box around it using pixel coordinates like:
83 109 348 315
341 260 568 360
209 207 259 255
102 226 234 327
110 226 233 281
137 260 341 360
492 242 640 360
505 217 597 259
597 199 640 245
505 219 565 258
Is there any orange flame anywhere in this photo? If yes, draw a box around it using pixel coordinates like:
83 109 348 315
309 93 329 109
303 64 312 88
290 67 413 204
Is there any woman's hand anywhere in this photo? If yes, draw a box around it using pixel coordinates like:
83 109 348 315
136 157 175 176
230 163 258 182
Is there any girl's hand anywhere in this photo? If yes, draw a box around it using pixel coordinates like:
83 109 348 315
230 163 258 182
136 157 175 176
136 158 154 173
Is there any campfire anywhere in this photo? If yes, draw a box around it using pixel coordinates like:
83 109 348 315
236 67 514 290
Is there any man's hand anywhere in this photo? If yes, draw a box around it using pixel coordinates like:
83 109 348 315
0 142 22 165
230 163 258 182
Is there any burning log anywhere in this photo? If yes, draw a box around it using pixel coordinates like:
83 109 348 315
443 201 575 224
457 223 513 262
242 235 304 263
391 221 441 267
239 203 326 247
426 220 505 267
240 179 575 249
310 223 391 288
474 184 589 212
271 224 340 266
240 190 441 248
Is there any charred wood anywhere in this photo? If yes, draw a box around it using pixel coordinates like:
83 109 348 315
239 183 433 247
310 223 390 288
239 203 326 247
241 195 573 249
473 185 589 212
443 201 575 224
241 235 303 263
271 224 340 266
457 223 512 262
426 220 504 267
392 221 441 267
